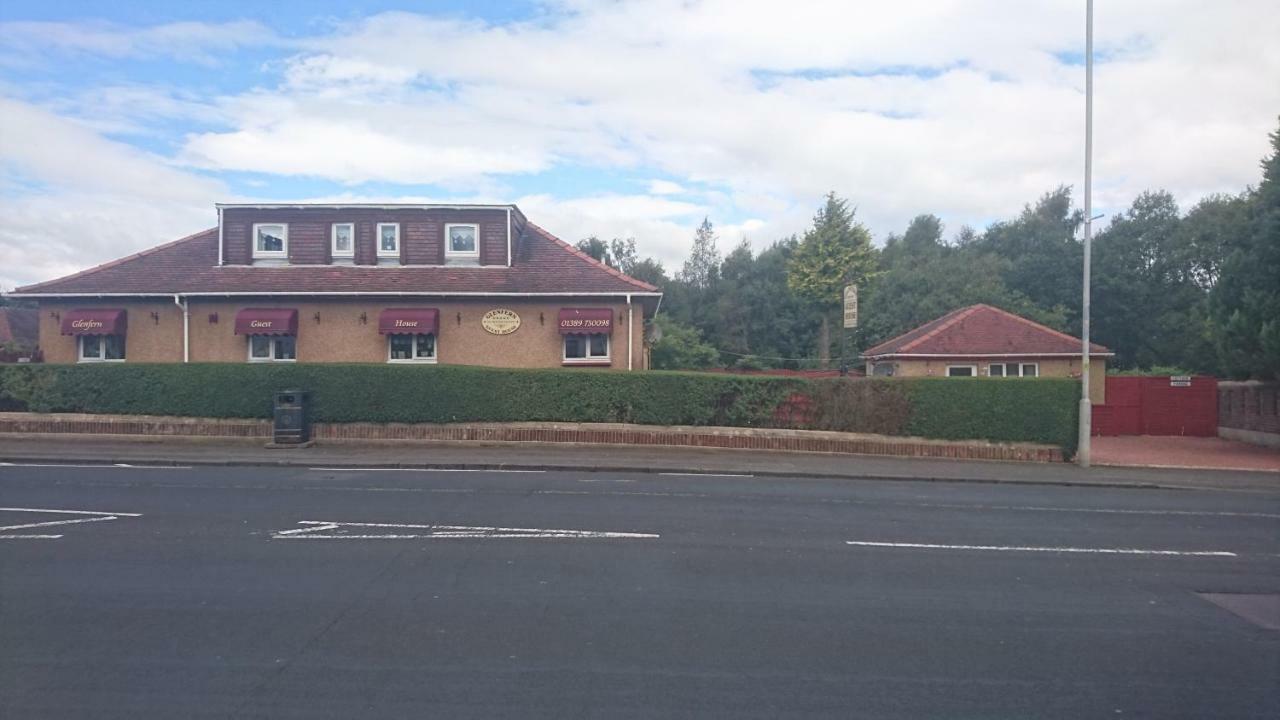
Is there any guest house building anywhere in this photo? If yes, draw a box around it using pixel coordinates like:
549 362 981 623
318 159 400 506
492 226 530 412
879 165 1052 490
7 204 661 369
861 304 1113 403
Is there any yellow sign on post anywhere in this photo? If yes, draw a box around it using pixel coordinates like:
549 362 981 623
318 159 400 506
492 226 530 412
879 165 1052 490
842 285 858 329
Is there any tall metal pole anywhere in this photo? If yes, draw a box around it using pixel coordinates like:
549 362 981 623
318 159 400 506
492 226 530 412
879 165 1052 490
1077 0 1094 467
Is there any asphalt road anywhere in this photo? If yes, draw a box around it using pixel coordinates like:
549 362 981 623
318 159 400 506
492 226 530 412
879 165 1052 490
2 463 1277 719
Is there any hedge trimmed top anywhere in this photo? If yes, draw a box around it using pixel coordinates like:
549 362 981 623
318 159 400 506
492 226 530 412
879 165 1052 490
0 363 1078 455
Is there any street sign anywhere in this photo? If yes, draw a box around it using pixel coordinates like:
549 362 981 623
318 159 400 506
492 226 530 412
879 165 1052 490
842 285 858 329
1170 375 1192 387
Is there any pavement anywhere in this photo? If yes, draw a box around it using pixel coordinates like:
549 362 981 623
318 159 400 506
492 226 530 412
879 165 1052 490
1093 434 1280 472
0 435 1278 493
1 463 1277 718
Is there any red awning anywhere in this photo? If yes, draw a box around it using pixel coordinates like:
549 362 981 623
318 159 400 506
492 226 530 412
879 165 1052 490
379 308 440 334
234 308 298 335
60 309 127 336
558 308 614 335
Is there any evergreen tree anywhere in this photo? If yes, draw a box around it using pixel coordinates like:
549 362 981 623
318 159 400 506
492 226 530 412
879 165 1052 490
786 193 877 367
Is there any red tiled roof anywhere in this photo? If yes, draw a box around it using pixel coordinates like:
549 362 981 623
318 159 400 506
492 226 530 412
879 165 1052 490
862 304 1111 357
11 222 659 296
0 307 38 345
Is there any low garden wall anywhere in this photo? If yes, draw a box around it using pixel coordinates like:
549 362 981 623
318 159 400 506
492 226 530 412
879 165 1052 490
0 364 1080 455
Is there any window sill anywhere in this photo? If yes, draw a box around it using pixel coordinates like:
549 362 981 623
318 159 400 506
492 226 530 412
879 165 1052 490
248 358 297 364
388 358 438 364
77 358 126 364
562 359 612 367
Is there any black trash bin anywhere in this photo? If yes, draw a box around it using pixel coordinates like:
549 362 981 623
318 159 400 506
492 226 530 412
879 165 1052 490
273 390 310 444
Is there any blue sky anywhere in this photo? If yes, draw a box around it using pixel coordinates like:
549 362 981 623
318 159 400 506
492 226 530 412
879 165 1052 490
1 0 1277 289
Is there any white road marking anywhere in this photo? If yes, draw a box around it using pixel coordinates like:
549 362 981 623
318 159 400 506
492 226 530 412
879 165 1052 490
845 541 1237 557
272 519 658 540
659 472 754 478
310 467 544 473
0 507 143 540
0 463 191 469
0 515 117 532
0 507 142 517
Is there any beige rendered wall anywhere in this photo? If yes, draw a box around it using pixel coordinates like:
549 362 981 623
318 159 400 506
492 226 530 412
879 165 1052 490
39 299 646 371
871 356 1107 404
36 300 184 364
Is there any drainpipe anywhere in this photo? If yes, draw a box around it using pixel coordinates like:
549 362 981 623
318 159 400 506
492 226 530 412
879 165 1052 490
626 294 633 371
173 294 189 363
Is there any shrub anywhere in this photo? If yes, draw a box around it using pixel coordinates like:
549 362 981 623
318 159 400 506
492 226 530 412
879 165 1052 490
0 365 1080 454
902 377 1080 456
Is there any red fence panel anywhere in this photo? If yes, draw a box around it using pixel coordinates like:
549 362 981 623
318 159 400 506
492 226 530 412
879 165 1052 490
1092 376 1218 436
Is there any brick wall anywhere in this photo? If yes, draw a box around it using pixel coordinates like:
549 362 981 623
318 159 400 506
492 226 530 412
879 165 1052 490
1219 381 1280 436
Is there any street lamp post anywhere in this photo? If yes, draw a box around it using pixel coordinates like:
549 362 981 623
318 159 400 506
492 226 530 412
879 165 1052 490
1078 0 1094 467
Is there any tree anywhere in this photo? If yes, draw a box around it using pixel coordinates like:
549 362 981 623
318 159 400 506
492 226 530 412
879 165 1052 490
973 186 1083 332
786 193 877 367
678 217 720 290
649 315 720 369
575 236 612 266
1210 118 1280 379
625 257 669 287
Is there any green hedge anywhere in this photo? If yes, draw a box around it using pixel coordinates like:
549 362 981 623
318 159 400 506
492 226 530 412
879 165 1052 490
903 377 1080 457
0 364 803 427
0 365 1079 454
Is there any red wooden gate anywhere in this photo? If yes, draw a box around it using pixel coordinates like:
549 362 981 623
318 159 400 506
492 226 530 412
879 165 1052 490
1092 376 1218 436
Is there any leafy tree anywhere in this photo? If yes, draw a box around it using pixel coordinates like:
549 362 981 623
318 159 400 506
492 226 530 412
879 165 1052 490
1210 118 1280 379
678 217 720 290
575 236 612 266
626 257 669 287
972 186 1083 332
786 193 877 367
649 315 720 369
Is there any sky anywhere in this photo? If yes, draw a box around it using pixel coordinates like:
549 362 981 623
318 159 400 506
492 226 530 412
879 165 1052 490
1 0 1277 290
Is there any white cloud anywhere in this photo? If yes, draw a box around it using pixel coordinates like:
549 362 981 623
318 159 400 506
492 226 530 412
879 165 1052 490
3 1 1279 286
0 97 224 289
0 20 277 65
648 180 685 195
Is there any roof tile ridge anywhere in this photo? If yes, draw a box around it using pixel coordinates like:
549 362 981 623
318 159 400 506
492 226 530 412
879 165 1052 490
525 221 660 292
984 303 1110 352
13 227 217 293
897 304 982 353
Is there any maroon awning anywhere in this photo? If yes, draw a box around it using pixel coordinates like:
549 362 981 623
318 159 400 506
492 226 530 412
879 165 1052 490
234 308 298 335
379 308 439 334
558 308 613 334
61 309 126 336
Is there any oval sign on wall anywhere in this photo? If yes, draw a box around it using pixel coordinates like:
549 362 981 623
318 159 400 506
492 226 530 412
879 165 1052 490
481 309 521 335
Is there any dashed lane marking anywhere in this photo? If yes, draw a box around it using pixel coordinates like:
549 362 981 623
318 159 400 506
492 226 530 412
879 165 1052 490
845 540 1237 557
310 467 545 473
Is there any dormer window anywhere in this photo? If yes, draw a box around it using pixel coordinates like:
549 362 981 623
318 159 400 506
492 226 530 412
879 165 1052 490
253 224 288 259
446 223 479 261
377 223 400 258
331 223 354 259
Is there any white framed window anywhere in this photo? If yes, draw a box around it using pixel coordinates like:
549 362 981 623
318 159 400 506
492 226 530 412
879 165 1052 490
945 364 976 377
248 335 296 363
445 223 479 258
987 362 1039 377
78 334 125 363
252 223 288 259
387 333 437 363
564 333 609 363
377 223 400 257
331 223 354 258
